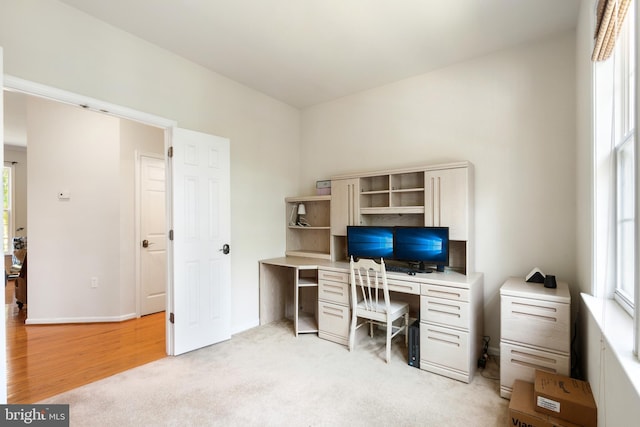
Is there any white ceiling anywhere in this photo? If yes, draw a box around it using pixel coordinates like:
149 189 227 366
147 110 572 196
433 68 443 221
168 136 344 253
4 0 581 146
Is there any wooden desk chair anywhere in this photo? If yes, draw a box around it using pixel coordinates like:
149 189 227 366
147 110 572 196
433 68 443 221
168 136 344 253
349 257 409 363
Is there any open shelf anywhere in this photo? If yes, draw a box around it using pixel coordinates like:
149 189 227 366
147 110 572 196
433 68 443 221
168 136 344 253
285 195 332 259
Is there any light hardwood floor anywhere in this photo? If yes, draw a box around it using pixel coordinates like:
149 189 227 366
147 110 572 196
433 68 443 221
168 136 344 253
4 280 166 403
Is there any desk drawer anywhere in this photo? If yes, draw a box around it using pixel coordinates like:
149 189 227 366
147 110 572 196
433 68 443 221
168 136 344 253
318 270 349 283
421 283 469 302
501 295 570 353
387 278 420 295
318 279 350 305
318 301 350 345
420 323 469 373
420 296 469 330
500 341 570 398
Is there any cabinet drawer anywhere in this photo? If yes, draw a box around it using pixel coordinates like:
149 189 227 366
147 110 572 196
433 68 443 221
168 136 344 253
318 270 349 283
420 296 469 330
318 279 350 305
421 283 469 302
318 301 350 345
387 278 420 295
500 341 570 398
501 295 570 353
419 323 469 373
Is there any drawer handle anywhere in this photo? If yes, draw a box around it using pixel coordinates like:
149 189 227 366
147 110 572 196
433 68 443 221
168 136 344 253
322 310 345 319
428 309 461 319
323 289 345 297
429 290 462 299
512 310 557 323
512 301 557 313
426 336 460 347
510 359 558 372
321 306 345 317
510 349 556 364
429 301 460 311
322 274 344 281
390 284 413 290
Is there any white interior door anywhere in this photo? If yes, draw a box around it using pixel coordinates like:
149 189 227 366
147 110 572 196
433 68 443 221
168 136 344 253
170 127 231 355
139 154 166 316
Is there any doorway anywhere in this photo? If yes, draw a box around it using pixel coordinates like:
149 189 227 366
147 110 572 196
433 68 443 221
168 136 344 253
137 153 167 316
2 75 233 399
3 89 168 402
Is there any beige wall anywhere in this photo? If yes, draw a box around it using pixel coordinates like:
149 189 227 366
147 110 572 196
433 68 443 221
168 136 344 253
27 96 121 320
0 0 301 331
301 32 578 348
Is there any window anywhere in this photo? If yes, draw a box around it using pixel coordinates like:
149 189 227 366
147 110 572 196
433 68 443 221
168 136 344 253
593 1 638 359
3 164 14 254
613 7 636 314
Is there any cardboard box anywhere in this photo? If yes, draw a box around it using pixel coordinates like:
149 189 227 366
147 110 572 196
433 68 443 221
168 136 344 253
509 380 580 427
534 370 597 427
316 180 331 195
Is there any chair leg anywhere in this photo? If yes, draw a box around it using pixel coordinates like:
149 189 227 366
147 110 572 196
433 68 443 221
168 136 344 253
348 314 357 352
385 318 392 363
369 320 374 338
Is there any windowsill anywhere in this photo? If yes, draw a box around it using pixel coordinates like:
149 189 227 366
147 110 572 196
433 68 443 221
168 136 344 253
581 293 640 397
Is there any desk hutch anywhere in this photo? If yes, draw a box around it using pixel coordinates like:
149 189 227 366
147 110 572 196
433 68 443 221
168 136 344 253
260 161 484 383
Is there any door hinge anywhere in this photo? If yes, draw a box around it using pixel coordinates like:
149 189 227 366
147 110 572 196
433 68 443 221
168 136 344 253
168 146 173 158
169 312 175 324
169 229 174 241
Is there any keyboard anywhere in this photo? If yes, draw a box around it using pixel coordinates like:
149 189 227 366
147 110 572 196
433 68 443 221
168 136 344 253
385 265 417 274
385 265 432 274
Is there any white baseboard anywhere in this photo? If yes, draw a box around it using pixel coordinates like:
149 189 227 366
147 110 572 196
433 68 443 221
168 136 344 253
25 312 137 325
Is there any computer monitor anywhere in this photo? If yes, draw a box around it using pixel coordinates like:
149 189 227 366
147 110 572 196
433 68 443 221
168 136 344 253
393 226 449 271
346 226 394 260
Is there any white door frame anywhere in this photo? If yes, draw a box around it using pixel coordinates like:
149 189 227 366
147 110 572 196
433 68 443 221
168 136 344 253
3 75 177 355
135 151 166 317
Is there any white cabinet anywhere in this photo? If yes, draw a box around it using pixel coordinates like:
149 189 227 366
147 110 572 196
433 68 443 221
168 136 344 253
285 196 332 260
330 178 359 236
419 272 484 383
317 268 351 345
330 161 474 272
425 166 469 241
499 277 571 399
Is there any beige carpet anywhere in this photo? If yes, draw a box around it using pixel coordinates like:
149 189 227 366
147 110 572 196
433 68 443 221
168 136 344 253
41 320 508 426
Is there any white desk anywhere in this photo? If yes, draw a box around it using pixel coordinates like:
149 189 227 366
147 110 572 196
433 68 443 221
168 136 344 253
259 256 484 383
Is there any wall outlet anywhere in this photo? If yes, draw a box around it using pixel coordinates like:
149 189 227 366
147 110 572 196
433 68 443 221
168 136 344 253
91 277 98 288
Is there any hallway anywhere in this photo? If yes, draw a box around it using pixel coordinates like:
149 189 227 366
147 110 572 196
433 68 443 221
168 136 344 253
4 281 166 403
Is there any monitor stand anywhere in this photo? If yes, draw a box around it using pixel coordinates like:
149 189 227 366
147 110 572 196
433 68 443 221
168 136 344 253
417 262 433 273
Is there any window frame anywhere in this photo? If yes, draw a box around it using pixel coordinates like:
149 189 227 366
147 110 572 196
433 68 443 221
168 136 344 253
613 4 636 315
593 0 638 358
2 163 15 255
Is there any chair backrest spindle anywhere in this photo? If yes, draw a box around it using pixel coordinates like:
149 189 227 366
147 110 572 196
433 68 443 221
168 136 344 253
350 257 390 314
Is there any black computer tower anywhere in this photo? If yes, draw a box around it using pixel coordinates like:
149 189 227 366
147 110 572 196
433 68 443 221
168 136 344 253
408 319 420 368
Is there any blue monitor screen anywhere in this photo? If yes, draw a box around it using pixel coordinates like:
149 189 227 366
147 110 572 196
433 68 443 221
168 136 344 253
393 227 449 265
347 226 394 260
